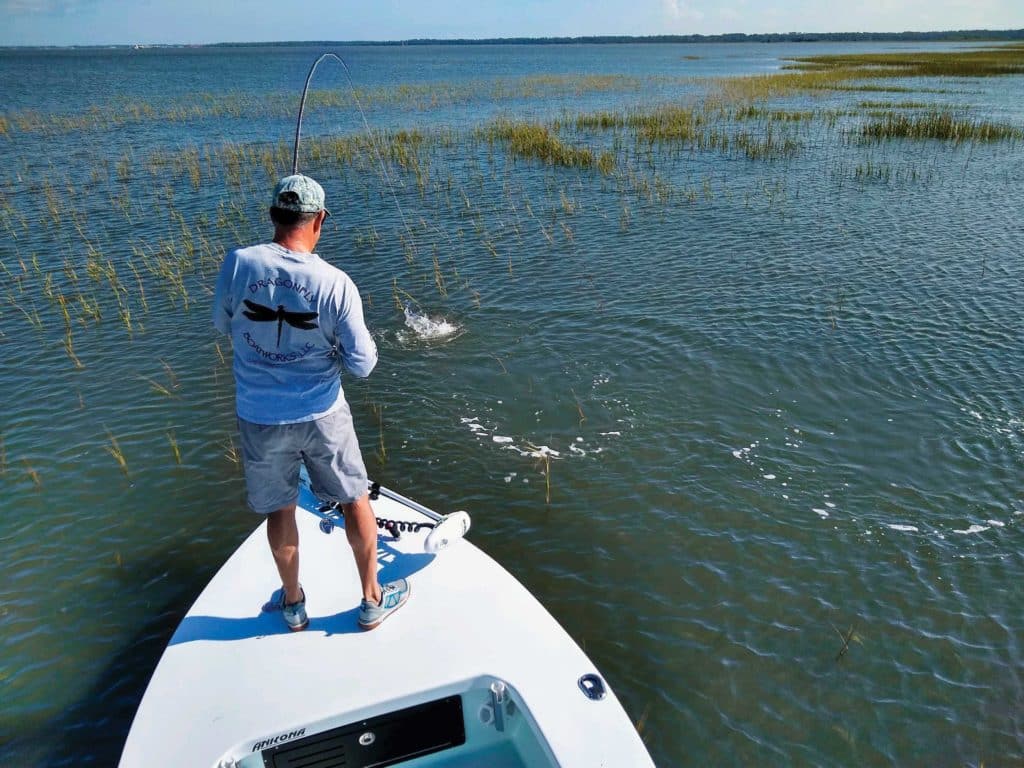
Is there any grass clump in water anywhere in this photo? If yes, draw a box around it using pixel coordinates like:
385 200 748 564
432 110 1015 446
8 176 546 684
857 100 937 109
734 106 814 122
716 44 1024 101
481 119 612 173
629 106 704 143
789 46 1024 78
860 111 1023 143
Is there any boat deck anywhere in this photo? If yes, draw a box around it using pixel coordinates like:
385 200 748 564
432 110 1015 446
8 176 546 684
119 484 653 767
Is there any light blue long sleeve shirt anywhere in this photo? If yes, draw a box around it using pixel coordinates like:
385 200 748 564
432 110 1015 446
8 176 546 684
212 242 377 424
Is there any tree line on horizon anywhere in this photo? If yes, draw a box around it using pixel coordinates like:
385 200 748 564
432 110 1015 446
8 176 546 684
216 29 1024 47
8 28 1023 50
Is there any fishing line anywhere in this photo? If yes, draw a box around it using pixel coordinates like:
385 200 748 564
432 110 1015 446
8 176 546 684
293 53 466 341
292 52 418 258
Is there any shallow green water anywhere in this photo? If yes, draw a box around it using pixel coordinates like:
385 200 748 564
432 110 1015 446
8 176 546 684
1 41 1023 766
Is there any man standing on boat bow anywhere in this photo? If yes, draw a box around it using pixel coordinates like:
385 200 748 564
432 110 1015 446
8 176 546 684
213 174 410 632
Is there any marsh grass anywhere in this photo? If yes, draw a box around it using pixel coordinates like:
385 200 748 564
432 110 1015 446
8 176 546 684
160 360 180 390
432 250 448 297
223 437 239 465
734 106 814 122
832 623 862 661
105 431 129 477
523 442 553 505
480 119 613 173
63 333 85 369
1 74 656 138
142 376 176 398
716 67 905 101
859 111 1023 143
790 46 1024 78
167 431 181 465
857 100 938 109
714 45 1024 102
14 302 44 329
23 460 42 489
5 47 1022 494
571 389 586 426
573 103 801 160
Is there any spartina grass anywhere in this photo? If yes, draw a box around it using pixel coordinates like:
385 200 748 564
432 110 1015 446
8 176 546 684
141 375 176 398
832 623 861 661
391 282 420 314
63 332 85 369
105 431 129 477
859 111 1023 143
167 431 181 465
160 359 180 390
523 441 553 504
23 460 42 489
635 702 652 736
571 389 586 426
480 119 609 173
432 249 448 298
223 436 239 465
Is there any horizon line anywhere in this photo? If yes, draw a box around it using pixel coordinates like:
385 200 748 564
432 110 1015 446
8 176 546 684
3 27 1024 50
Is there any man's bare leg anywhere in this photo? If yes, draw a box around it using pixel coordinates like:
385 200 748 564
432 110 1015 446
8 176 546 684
267 504 302 604
343 493 382 605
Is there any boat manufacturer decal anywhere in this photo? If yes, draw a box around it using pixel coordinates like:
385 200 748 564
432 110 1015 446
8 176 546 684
252 728 306 752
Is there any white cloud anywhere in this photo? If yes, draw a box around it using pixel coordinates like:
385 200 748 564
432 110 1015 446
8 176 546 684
662 0 704 22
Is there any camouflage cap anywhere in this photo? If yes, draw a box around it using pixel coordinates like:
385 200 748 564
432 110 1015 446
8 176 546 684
271 174 329 214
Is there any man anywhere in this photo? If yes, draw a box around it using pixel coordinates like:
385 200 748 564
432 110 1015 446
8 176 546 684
212 174 409 632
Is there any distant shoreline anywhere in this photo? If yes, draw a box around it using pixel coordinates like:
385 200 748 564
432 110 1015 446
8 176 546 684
3 29 1024 51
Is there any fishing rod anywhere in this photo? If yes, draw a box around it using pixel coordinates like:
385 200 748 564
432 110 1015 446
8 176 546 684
291 52 478 334
291 52 416 254
291 58 471 549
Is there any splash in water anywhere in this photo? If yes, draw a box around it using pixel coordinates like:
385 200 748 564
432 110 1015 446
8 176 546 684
398 304 462 343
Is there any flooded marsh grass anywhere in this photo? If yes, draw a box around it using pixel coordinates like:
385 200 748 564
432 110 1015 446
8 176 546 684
858 110 1024 142
2 41 1024 768
0 73 670 139
8 56 1012 374
787 45 1024 78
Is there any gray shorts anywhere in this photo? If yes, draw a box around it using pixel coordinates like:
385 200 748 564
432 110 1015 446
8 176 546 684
237 403 368 514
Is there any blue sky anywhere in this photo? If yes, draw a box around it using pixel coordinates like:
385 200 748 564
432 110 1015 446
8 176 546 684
1 0 1022 47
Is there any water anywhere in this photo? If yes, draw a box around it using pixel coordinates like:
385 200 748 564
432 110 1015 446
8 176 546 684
2 41 1024 766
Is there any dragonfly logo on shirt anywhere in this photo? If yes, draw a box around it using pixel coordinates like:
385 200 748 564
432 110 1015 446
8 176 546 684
242 299 319 348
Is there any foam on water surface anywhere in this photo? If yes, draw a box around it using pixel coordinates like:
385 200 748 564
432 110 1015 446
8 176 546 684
954 524 991 535
396 304 463 344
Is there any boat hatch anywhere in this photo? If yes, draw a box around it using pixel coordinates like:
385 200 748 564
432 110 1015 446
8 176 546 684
259 696 464 767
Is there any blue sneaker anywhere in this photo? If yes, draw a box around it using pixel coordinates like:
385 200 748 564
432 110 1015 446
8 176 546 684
263 586 308 632
358 579 411 631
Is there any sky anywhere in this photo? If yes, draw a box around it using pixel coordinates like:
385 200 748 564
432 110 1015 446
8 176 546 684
1 0 1022 47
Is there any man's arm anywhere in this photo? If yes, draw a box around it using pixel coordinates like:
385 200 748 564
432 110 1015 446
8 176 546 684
212 250 238 335
335 277 377 378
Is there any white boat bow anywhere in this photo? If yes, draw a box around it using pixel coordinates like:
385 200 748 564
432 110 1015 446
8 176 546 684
119 478 655 767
